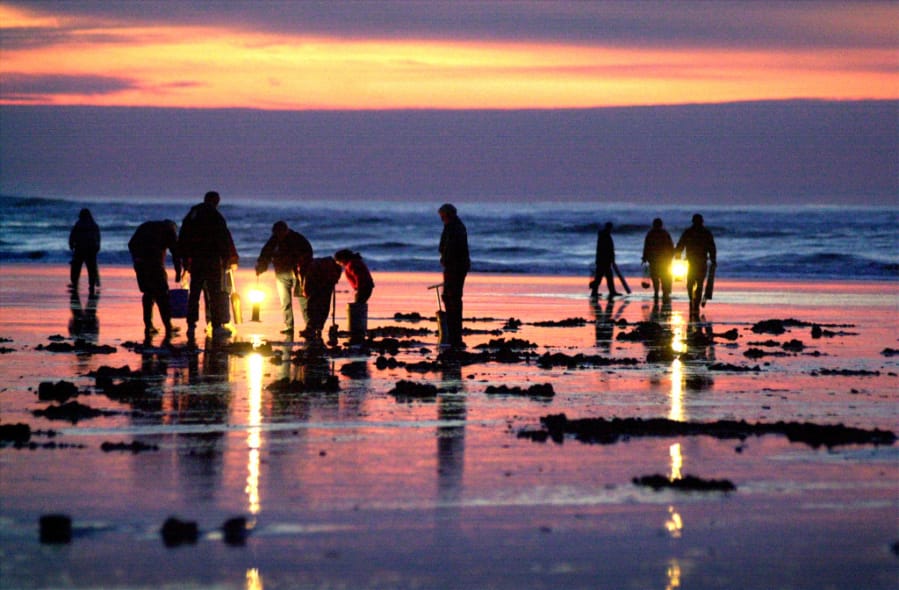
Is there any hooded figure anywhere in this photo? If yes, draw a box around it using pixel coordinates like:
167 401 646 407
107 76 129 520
69 208 101 292
129 220 181 339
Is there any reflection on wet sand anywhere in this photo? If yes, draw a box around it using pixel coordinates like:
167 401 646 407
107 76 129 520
245 353 264 517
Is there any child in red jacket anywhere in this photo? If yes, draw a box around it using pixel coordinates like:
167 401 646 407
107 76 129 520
334 249 374 304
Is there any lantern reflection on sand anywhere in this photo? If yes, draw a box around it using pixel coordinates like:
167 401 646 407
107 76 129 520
666 559 682 590
246 353 264 516
246 567 263 590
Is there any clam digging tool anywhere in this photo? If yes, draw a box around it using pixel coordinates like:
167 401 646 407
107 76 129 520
228 269 242 324
427 283 450 346
612 262 631 294
328 289 339 346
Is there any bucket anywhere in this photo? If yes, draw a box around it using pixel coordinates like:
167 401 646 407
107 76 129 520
347 302 368 344
436 309 450 346
169 288 189 319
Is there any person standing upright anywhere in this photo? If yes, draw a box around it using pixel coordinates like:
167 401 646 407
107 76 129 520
438 203 470 348
69 208 101 293
128 220 181 341
591 222 620 299
642 217 675 303
255 221 313 337
675 213 717 319
178 191 238 341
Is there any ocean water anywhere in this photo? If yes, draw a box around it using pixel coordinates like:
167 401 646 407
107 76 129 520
1 195 896 280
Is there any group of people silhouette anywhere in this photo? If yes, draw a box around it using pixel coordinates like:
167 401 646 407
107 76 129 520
69 194 714 347
592 214 717 318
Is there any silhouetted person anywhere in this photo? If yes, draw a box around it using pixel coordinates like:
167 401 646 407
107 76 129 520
178 191 238 341
438 203 470 348
129 220 182 340
675 213 717 318
334 249 374 304
642 217 675 303
591 222 620 299
68 208 100 293
302 256 342 342
255 221 313 336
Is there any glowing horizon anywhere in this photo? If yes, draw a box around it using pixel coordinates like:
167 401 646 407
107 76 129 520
2 3 896 110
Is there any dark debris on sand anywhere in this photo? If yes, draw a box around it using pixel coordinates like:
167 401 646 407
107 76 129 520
37 380 83 403
751 318 855 336
101 440 160 453
387 379 459 402
537 352 640 370
33 400 118 423
36 338 116 354
518 413 896 449
633 473 736 492
485 383 555 399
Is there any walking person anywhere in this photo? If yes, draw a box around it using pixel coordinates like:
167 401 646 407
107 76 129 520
334 249 374 304
675 213 717 319
128 220 182 341
69 208 101 293
255 221 313 337
438 203 470 348
642 217 675 303
591 222 620 299
178 191 239 341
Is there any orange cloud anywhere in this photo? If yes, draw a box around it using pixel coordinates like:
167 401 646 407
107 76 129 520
1 4 896 109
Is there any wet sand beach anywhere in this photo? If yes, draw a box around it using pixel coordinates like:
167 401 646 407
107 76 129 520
1 264 897 589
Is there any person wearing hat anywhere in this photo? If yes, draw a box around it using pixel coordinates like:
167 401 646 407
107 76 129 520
675 213 717 318
255 220 313 337
438 203 470 348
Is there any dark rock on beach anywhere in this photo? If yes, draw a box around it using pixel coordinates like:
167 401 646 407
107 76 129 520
531 317 588 327
485 383 555 398
36 338 116 354
811 368 881 377
537 352 640 370
37 380 81 403
33 401 113 423
708 362 761 372
518 413 896 449
389 380 439 401
101 440 160 453
161 517 198 547
222 517 249 546
40 514 72 544
0 423 31 444
633 474 736 492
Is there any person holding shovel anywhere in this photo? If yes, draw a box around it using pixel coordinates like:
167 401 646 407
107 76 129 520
438 203 470 349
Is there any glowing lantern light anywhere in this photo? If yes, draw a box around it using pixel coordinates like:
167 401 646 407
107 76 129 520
671 259 688 281
248 287 265 322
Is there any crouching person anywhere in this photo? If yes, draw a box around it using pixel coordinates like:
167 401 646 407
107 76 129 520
302 256 342 342
129 220 182 341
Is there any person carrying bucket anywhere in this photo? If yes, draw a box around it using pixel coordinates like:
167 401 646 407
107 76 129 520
128 219 182 341
334 249 374 304
255 221 314 338
335 249 374 345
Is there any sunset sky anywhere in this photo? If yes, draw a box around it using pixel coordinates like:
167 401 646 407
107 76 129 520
1 1 897 204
